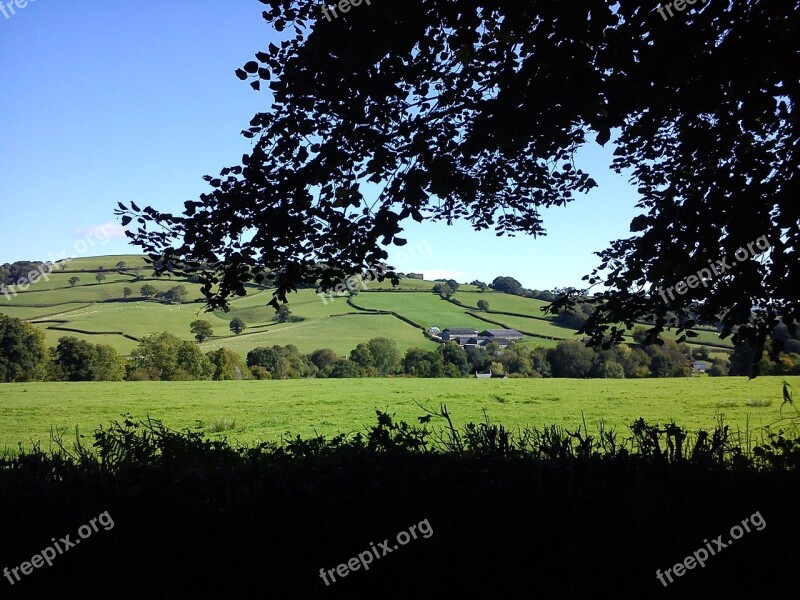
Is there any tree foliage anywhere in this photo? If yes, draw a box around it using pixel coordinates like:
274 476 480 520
118 1 798 375
229 318 247 335
52 336 125 382
206 347 247 380
491 277 525 296
0 315 47 382
190 320 214 342
128 332 214 381
246 344 317 379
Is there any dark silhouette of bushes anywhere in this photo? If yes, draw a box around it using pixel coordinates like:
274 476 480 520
0 412 797 598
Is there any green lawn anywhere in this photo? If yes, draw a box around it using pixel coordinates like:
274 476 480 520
1 376 794 452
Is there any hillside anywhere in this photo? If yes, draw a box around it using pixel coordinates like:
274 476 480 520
0 255 734 357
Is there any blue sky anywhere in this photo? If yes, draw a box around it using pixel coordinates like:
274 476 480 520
0 0 642 290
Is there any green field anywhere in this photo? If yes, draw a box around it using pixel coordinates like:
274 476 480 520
1 376 795 452
1 254 734 358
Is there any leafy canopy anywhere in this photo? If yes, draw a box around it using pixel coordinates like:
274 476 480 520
118 0 798 370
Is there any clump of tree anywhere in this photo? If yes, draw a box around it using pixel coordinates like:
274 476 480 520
0 315 48 382
69 276 80 287
490 277 524 296
0 261 46 287
247 345 317 379
229 318 246 335
95 273 106 284
140 284 158 298
432 280 459 298
403 342 470 378
406 273 424 280
349 337 402 376
273 305 303 323
206 348 248 380
190 320 213 342
310 348 338 370
477 300 490 312
127 332 214 381
49 337 125 381
471 280 489 292
553 302 594 330
164 285 188 304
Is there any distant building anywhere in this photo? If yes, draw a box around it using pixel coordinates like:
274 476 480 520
427 326 441 334
480 329 524 340
441 328 480 344
441 327 523 349
475 371 508 379
691 360 710 374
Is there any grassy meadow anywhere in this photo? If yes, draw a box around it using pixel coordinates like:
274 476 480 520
1 255 735 359
1 376 795 452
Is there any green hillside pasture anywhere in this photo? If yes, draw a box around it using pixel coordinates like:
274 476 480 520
313 277 479 292
356 277 437 291
220 287 358 323
204 313 436 356
457 291 732 349
0 271 135 296
36 302 232 340
352 291 486 329
2 279 205 305
59 254 152 271
0 376 795 452
457 291 553 318
39 329 140 355
0 303 91 320
468 312 584 342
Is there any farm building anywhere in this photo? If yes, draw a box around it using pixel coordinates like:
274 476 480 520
441 328 522 348
480 329 524 340
475 371 509 379
691 360 711 374
441 328 480 343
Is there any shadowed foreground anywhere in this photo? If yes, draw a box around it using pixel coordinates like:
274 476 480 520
0 413 797 599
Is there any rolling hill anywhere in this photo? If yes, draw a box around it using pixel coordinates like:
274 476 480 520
0 255 734 357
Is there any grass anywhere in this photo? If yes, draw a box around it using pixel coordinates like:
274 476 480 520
0 254 733 358
352 291 486 329
457 291 553 317
203 313 437 356
0 376 795 451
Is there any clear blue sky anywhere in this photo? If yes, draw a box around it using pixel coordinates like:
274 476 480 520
0 1 642 290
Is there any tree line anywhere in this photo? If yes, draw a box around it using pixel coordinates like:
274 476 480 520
3 313 799 383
